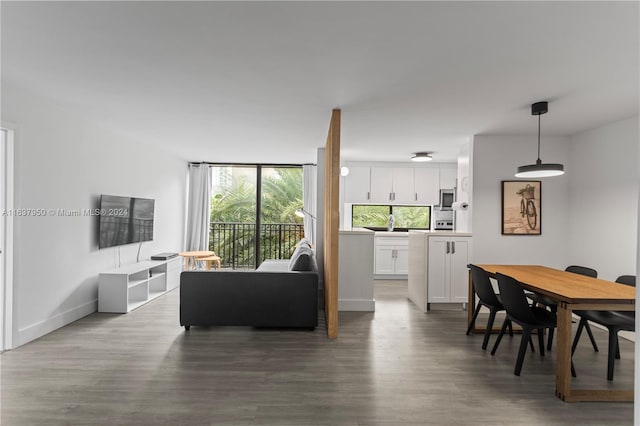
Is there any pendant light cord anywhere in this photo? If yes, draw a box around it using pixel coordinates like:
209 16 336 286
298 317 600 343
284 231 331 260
537 113 541 162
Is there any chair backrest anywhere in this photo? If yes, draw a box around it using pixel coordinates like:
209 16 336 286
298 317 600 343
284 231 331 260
468 264 501 307
495 273 538 324
615 275 636 287
565 265 598 278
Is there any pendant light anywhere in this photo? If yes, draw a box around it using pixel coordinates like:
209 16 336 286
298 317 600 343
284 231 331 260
515 101 564 178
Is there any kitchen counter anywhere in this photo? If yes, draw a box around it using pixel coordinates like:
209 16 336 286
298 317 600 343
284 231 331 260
339 228 471 237
342 229 471 237
408 230 472 237
372 230 409 236
339 227 375 235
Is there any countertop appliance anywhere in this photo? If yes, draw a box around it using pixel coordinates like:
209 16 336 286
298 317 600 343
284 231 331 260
433 209 454 230
438 189 455 210
434 219 453 231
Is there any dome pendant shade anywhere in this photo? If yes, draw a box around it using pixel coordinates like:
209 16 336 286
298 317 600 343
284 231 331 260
515 101 565 178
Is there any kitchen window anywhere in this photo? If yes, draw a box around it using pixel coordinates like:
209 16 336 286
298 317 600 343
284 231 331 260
351 204 431 231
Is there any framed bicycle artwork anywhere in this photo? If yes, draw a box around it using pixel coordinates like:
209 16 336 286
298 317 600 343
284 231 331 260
501 180 541 235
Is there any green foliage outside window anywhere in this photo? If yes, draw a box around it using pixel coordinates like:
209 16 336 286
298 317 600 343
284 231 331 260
352 204 431 229
393 206 430 228
352 205 389 227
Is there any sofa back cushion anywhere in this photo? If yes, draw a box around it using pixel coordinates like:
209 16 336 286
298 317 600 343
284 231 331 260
290 245 314 271
289 239 314 271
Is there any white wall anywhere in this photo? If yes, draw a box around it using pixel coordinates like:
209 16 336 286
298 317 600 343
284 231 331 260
2 84 187 347
456 141 471 232
567 116 639 281
471 135 571 267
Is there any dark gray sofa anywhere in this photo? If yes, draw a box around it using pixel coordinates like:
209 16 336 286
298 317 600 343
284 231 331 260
180 259 318 330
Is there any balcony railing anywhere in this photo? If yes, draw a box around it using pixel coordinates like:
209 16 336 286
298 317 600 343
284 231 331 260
210 222 304 269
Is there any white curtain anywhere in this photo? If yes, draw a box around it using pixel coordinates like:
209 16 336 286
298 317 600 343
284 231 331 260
185 163 212 252
303 164 317 245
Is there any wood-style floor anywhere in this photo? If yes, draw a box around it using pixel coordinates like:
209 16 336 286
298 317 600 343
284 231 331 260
1 281 634 425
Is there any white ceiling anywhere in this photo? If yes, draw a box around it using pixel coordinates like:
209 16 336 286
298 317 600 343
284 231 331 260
2 1 638 164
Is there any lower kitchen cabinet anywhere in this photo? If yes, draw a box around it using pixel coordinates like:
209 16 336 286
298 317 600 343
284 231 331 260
408 231 472 312
374 234 409 276
427 236 470 304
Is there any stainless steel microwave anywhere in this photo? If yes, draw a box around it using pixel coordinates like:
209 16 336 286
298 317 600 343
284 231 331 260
439 189 455 210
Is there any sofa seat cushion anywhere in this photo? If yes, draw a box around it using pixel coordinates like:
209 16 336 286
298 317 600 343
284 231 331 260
257 260 290 272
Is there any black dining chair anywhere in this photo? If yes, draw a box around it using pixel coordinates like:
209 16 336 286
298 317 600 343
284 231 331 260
571 275 635 381
527 265 599 351
490 273 558 376
466 264 511 350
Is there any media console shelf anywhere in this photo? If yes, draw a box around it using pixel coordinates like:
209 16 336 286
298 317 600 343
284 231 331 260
99 257 181 313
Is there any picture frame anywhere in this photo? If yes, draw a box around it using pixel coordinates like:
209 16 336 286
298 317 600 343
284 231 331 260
501 180 541 235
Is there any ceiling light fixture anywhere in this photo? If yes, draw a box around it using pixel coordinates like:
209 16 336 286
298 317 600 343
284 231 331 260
411 152 433 162
515 101 565 178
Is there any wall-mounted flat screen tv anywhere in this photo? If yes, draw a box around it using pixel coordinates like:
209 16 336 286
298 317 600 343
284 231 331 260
99 195 155 249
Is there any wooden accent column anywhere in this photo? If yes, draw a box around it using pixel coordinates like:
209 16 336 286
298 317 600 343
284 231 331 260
324 109 340 339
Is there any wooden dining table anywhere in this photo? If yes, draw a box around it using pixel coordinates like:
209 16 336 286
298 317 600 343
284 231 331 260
469 264 635 403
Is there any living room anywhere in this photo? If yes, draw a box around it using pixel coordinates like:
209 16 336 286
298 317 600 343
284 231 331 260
1 1 638 424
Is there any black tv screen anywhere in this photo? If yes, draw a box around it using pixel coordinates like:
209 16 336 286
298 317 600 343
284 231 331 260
98 195 155 249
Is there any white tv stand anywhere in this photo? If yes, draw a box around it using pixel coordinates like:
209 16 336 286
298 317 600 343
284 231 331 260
98 257 181 313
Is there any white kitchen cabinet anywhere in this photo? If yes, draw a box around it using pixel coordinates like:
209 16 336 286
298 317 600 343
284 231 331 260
343 164 458 205
391 168 415 204
370 167 394 202
344 166 371 203
414 168 440 204
428 236 470 303
374 234 409 276
395 244 409 274
370 168 415 204
375 244 396 274
409 231 472 312
439 167 457 190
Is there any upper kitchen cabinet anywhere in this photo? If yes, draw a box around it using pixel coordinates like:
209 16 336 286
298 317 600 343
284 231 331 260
370 168 393 202
370 167 414 204
439 167 457 190
342 163 457 205
344 167 372 203
414 168 440 205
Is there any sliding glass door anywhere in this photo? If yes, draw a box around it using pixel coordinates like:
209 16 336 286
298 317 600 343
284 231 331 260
259 167 303 264
209 165 302 269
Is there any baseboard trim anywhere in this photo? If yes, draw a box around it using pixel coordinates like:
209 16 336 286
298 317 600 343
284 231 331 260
338 298 375 312
17 299 97 347
374 274 407 280
428 303 466 311
618 330 635 343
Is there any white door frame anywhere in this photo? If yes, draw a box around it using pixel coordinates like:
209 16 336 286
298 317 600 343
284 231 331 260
0 126 15 350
